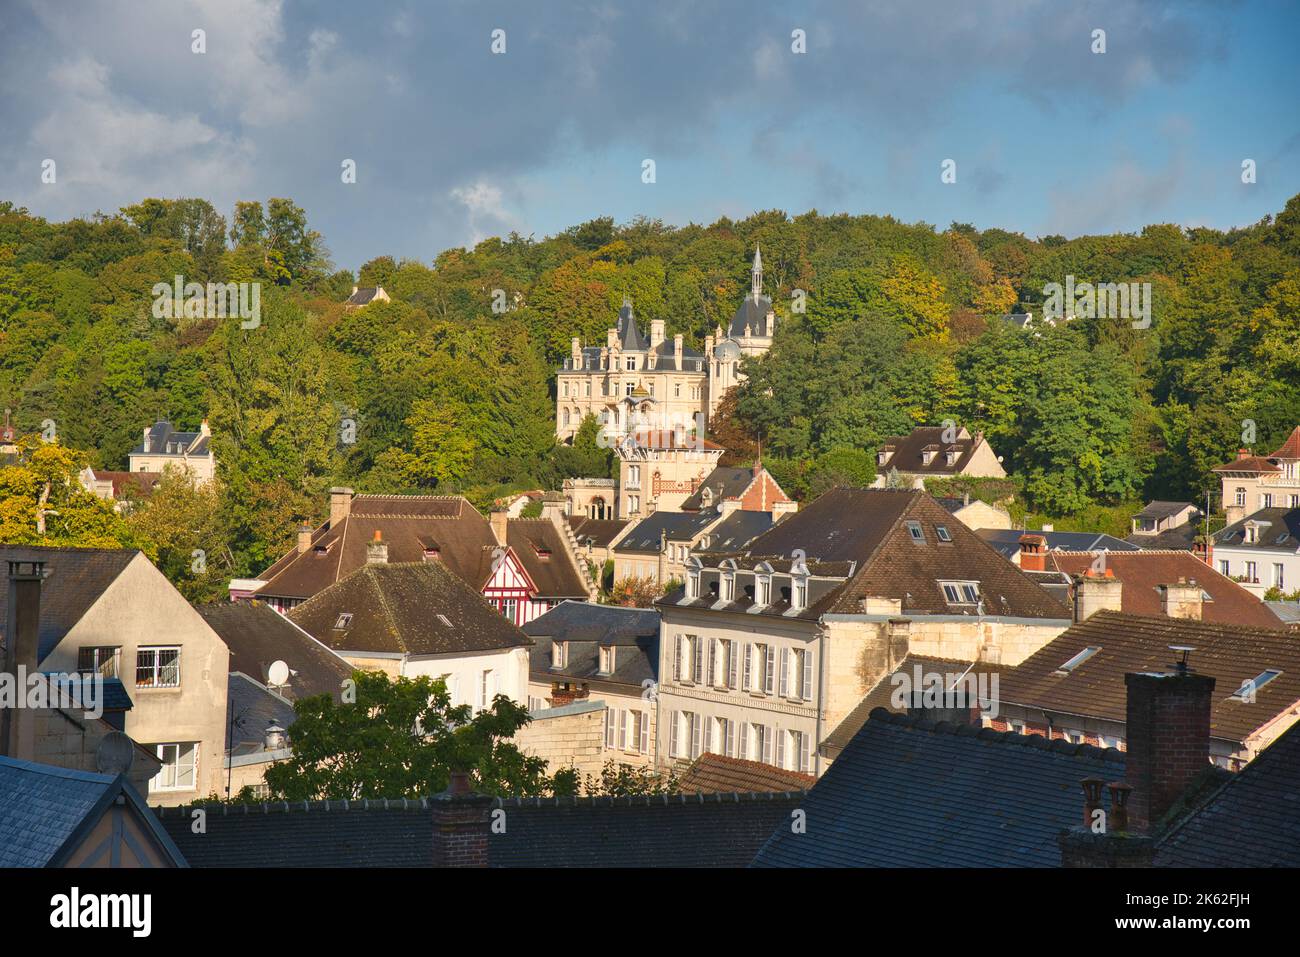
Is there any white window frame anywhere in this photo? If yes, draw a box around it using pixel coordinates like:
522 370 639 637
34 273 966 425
152 742 199 792
136 646 181 689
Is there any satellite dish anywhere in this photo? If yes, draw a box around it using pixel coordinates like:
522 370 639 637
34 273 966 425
267 660 290 687
95 731 135 776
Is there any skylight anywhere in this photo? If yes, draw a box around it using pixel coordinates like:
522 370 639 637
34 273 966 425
333 613 353 630
1053 646 1101 676
906 521 925 543
1231 669 1282 701
936 525 952 542
437 614 452 627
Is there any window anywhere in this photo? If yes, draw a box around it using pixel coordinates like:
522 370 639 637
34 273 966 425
625 357 635 371
1099 734 1123 750
799 730 812 773
742 643 753 691
1263 494 1274 508
939 581 980 605
722 573 735 601
627 464 641 486
764 645 776 695
775 727 787 769
1219 559 1231 576
552 641 568 669
1274 564 1285 589
906 520 925 543
796 648 813 701
479 670 494 710
333 613 352 630
793 577 807 611
501 598 517 621
1245 561 1258 582
686 571 699 598
1054 646 1101 675
136 647 180 688
757 575 771 605
1235 487 1246 506
77 646 120 678
598 645 615 674
605 708 617 748
1232 669 1283 701
1009 721 1026 735
528 696 546 712
152 743 198 792
690 712 702 759
935 525 952 543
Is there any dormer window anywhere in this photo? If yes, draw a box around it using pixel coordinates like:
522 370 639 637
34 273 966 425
921 447 938 466
687 570 700 598
792 577 808 611
757 575 771 605
722 573 735 602
598 645 615 675
944 449 958 466
552 641 568 669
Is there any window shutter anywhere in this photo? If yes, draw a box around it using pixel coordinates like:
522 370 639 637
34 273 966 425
800 732 812 773
742 643 752 691
693 637 704 684
726 719 736 757
691 713 701 759
765 646 775 695
802 649 814 701
619 709 628 750
707 637 716 686
670 711 679 758
639 711 649 754
776 728 786 769
728 641 738 688
703 717 713 754
605 708 615 748
779 648 790 697
761 726 772 764
739 723 749 760
673 635 681 682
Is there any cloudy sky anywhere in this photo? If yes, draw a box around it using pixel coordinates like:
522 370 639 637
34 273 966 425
1 0 1297 271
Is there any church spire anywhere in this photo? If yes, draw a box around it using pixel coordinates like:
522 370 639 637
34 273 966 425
751 244 763 299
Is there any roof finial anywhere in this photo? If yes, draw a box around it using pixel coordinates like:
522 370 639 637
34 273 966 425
751 244 763 299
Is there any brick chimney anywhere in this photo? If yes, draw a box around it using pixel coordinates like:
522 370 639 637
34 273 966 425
1073 568 1123 622
429 776 492 868
1192 535 1212 566
297 525 314 554
1161 578 1203 620
329 487 354 527
550 682 589 707
366 529 388 565
2 559 45 757
490 508 509 547
1124 656 1214 833
1018 534 1047 571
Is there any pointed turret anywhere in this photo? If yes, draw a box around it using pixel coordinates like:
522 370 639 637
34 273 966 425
751 244 763 299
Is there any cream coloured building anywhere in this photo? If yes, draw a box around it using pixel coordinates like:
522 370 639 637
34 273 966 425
129 419 216 484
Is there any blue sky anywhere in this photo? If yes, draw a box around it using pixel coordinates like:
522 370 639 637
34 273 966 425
1 0 1297 272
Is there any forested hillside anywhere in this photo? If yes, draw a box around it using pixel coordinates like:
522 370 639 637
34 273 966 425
2 195 1298 596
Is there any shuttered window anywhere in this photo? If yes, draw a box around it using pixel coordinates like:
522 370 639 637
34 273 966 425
764 646 776 695
779 648 790 697
742 644 752 690
802 649 814 701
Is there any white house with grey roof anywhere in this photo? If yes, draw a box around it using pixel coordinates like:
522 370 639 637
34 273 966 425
1213 507 1300 597
129 419 215 483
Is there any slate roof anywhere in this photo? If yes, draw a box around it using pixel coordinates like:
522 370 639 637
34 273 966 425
198 600 354 700
695 510 775 554
507 519 589 598
1134 500 1197 522
1265 600 1300 623
616 301 648 351
1214 507 1300 551
1041 551 1282 629
977 528 1141 559
226 673 297 752
0 756 185 867
877 426 989 476
820 656 1004 756
287 562 531 657
568 516 628 548
254 495 497 600
157 792 806 867
614 509 721 554
130 420 210 457
752 710 1124 867
345 286 383 306
1125 526 1198 550
522 601 658 688
1154 714 1300 867
678 753 814 794
996 610 1300 745
727 293 773 339
0 545 138 663
661 489 1068 621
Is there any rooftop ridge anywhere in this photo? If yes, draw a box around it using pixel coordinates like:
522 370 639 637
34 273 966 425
866 707 1125 764
153 796 433 816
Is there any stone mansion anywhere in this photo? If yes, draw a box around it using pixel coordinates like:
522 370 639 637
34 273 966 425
555 248 776 443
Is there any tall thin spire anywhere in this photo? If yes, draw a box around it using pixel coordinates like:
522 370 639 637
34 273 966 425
751 244 763 299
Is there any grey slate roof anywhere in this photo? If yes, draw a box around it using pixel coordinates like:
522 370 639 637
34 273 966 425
695 510 775 554
976 528 1141 559
680 466 758 510
1265 600 1300 623
0 545 138 663
227 673 298 752
1134 500 1197 522
752 710 1125 867
727 294 773 339
130 420 210 457
1154 714 1300 867
0 755 186 867
523 601 659 688
616 301 648 351
614 509 720 553
1215 507 1300 551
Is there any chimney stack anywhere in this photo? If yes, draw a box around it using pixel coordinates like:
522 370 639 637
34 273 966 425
650 319 665 350
1018 534 1047 572
1161 578 1203 620
366 529 388 565
329 487 354 528
296 525 314 554
1073 568 1123 622
490 508 509 547
2 559 45 758
1124 653 1214 833
429 779 491 868
142 427 151 454
673 333 684 368
1192 536 1212 566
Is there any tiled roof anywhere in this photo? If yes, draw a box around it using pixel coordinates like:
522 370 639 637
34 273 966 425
1214 507 1300 551
507 519 588 598
0 545 138 662
523 602 658 688
1271 426 1300 460
130 420 210 457
1155 715 1300 866
877 426 986 476
996 610 1300 745
615 509 720 553
1213 453 1279 474
678 753 814 794
287 562 532 657
977 528 1140 558
254 495 497 600
156 792 805 867
1134 500 1197 522
1043 551 1282 629
820 656 1004 756
753 710 1124 867
198 600 354 700
568 516 628 548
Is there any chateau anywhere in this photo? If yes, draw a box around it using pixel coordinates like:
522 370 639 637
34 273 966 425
555 248 776 443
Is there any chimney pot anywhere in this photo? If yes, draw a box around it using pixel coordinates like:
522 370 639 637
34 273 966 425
366 530 388 565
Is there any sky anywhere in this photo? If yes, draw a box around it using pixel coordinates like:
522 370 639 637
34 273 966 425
1 0 1297 273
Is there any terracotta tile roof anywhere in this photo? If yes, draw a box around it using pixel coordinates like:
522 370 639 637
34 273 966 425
1213 452 1280 474
254 495 497 600
678 753 815 794
1043 551 1282 629
506 519 589 598
1271 426 1300 460
996 610 1300 745
287 562 531 657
